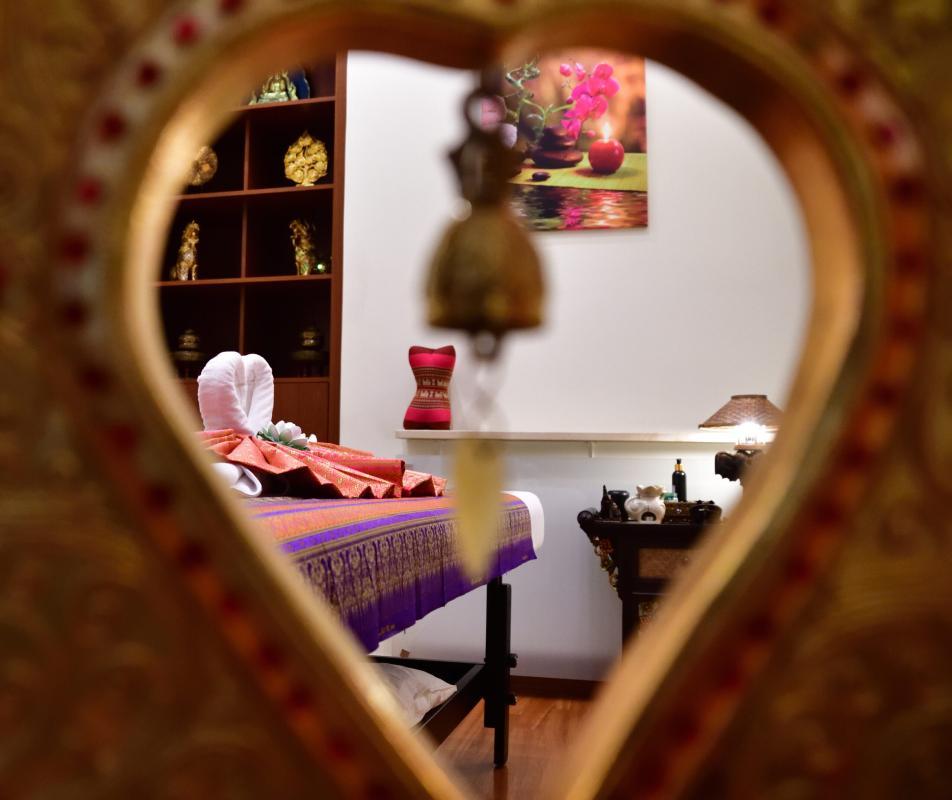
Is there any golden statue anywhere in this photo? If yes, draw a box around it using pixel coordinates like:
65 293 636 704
171 328 204 377
291 323 326 376
171 220 199 281
289 219 326 275
187 145 218 187
251 72 298 104
284 131 328 186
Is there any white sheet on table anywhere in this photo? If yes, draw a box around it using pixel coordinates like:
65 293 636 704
504 490 544 555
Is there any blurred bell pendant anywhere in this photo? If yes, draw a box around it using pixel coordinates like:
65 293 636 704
427 205 543 334
426 76 544 337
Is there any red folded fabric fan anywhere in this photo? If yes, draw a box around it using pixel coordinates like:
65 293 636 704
403 345 456 430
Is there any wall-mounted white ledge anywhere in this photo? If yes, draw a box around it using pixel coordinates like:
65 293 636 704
396 430 734 444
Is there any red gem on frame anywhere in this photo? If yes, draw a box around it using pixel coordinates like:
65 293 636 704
890 314 923 343
835 69 865 98
77 364 113 393
257 641 285 671
890 176 924 205
59 300 88 327
784 552 816 585
871 122 899 149
145 483 175 512
173 16 201 45
745 614 776 644
285 684 313 712
136 61 162 87
177 540 209 569
326 733 355 762
99 111 127 142
219 590 245 617
105 423 140 452
895 249 924 277
76 177 103 205
669 711 701 749
868 379 901 408
364 784 396 800
840 441 875 470
58 232 90 264
636 761 669 799
219 0 244 12
814 498 845 527
715 659 744 694
757 0 784 26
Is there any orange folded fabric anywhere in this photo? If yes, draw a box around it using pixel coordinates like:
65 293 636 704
198 429 446 498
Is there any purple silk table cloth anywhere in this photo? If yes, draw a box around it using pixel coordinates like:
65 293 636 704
246 494 536 651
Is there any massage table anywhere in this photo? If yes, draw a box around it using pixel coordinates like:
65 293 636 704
196 351 545 764
248 490 544 766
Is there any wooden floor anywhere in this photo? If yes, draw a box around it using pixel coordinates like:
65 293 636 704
437 695 592 800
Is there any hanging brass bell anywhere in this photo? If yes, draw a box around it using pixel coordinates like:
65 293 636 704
427 205 542 333
426 77 544 336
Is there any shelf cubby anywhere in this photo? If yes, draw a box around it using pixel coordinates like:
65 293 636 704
159 284 241 370
163 206 243 281
182 122 245 194
246 103 336 190
244 280 331 378
245 190 333 278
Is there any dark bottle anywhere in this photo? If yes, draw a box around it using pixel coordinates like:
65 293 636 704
672 458 687 502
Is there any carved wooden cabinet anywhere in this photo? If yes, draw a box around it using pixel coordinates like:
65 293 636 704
577 509 717 641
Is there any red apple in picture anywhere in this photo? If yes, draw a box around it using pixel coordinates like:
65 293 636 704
589 123 625 174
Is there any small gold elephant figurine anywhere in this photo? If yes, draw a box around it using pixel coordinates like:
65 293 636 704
171 220 199 281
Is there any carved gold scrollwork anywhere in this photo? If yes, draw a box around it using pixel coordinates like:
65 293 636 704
592 537 619 591
3 0 952 797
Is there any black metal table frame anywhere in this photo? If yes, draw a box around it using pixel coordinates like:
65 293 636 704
371 576 516 767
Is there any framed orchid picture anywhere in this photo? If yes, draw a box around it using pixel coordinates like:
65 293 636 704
485 50 648 231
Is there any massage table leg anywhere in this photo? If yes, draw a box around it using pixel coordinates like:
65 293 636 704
484 576 514 768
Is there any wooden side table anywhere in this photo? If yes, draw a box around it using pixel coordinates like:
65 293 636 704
577 509 717 641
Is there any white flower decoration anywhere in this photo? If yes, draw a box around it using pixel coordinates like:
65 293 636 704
257 420 309 450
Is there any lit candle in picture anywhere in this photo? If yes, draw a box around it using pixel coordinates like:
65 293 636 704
588 122 625 175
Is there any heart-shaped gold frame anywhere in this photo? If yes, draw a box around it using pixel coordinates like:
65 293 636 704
4 0 949 797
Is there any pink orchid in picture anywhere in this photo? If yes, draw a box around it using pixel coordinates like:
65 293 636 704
561 62 620 139
559 63 572 77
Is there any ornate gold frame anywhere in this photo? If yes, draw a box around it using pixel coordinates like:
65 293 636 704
2 0 950 797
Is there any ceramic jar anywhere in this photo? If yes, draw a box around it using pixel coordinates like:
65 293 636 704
625 485 666 523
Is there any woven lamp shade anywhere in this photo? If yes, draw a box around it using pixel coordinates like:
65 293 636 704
699 394 782 430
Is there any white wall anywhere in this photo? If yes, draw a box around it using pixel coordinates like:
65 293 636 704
342 53 809 678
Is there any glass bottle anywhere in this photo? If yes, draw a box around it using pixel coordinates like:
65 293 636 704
673 458 687 502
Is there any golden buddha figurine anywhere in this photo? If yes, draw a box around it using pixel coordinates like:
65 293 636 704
251 72 297 104
289 219 327 276
171 221 199 281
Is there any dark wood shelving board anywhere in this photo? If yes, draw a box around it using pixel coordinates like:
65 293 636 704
160 56 345 443
236 95 335 113
176 184 334 203
157 274 332 288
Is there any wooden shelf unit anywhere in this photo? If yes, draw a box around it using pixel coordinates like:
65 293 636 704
158 56 345 443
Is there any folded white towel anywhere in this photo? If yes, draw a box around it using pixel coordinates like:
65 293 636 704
210 462 263 497
197 352 274 436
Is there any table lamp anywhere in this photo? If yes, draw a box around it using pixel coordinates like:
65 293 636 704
699 394 782 484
